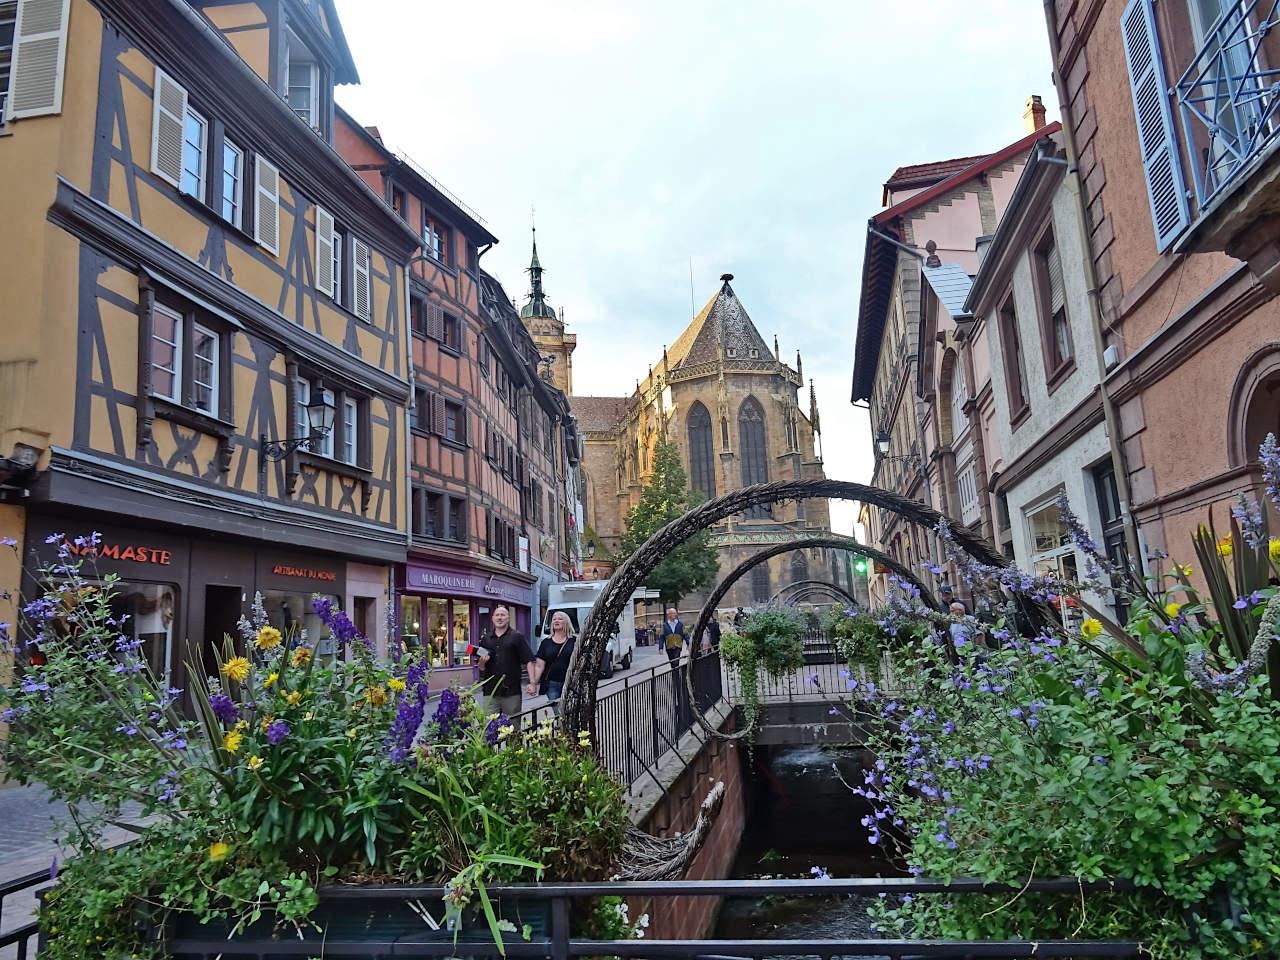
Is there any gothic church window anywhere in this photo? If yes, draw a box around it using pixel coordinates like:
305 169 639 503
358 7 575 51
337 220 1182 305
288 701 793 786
687 402 715 502
738 396 770 519
791 552 808 583
751 564 771 603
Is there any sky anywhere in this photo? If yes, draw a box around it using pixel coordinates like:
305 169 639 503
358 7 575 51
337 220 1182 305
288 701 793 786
333 0 1061 536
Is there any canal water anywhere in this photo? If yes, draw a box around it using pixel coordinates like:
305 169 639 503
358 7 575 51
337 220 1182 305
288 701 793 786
713 743 896 959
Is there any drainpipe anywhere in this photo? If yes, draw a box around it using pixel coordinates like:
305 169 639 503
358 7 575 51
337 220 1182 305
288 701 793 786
1042 1 1145 573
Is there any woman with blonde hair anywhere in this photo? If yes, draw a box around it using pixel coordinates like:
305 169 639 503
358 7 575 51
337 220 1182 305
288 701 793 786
528 611 576 715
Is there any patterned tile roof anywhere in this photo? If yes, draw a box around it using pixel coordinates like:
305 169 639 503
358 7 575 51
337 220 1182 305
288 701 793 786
920 263 974 319
669 279 773 370
884 154 988 190
570 396 629 433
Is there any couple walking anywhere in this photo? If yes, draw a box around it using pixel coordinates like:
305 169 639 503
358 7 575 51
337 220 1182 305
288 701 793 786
476 604 576 721
660 606 719 659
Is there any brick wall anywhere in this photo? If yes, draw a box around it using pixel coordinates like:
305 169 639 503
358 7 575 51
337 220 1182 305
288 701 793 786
628 716 746 940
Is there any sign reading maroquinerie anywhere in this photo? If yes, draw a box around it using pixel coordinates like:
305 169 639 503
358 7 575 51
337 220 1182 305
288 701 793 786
406 562 531 605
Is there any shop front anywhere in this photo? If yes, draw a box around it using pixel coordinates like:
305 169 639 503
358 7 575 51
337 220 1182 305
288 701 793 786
22 515 366 696
397 556 535 689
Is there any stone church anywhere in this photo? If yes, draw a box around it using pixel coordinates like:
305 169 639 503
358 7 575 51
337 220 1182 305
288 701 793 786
523 260 839 613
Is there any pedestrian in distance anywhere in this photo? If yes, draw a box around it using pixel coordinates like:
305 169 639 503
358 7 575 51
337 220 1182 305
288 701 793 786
476 605 535 729
938 584 970 615
529 611 576 717
661 607 686 665
708 617 721 652
733 606 746 633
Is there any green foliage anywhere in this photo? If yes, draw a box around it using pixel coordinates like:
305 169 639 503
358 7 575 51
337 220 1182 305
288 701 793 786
822 607 885 669
1 547 628 958
857 570 1280 958
618 435 719 603
721 606 806 732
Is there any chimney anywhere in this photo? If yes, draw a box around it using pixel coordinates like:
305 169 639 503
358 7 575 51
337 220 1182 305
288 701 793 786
1023 95 1046 134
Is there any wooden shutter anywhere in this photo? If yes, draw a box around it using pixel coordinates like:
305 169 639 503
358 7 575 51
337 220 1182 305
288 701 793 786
149 67 187 187
426 301 445 341
315 206 335 297
352 237 372 319
254 155 280 255
6 0 71 121
1121 0 1190 251
430 392 446 436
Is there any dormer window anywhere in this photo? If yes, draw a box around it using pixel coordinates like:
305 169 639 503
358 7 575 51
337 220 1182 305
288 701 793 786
284 29 324 135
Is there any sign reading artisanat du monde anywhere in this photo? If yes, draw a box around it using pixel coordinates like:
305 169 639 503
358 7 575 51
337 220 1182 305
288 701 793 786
271 563 337 582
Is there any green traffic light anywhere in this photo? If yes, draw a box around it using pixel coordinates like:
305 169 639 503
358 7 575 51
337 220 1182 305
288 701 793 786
854 558 867 573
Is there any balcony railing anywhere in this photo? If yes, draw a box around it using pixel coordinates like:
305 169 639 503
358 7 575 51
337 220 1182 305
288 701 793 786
1175 0 1280 208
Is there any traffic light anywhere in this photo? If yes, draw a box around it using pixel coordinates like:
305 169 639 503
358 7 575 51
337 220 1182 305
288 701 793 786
854 557 868 574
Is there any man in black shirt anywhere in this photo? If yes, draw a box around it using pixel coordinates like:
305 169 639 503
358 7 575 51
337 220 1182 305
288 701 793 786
476 605 534 728
708 617 721 652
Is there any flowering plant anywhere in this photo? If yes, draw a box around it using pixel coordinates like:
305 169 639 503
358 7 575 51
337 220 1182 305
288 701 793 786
720 604 806 734
0 542 627 958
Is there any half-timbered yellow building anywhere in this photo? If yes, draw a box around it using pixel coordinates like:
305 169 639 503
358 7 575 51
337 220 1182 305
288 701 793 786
0 0 421 705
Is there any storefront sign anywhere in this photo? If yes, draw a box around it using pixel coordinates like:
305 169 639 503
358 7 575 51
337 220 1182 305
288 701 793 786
405 561 532 606
270 563 338 582
65 541 172 565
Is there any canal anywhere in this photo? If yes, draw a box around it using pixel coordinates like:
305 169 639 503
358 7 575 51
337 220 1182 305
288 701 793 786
714 743 895 958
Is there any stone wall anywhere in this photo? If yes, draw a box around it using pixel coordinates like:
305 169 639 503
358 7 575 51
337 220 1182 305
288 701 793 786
627 711 746 940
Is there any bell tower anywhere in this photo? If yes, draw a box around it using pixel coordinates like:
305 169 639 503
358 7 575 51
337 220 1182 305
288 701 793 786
518 225 576 395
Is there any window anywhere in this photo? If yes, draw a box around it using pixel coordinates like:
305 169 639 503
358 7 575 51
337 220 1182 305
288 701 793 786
424 215 449 264
314 212 371 319
687 401 715 502
411 486 443 539
1034 226 1073 376
151 304 182 403
444 400 462 443
191 324 218 415
1093 463 1131 624
286 50 318 128
341 397 358 465
1026 498 1082 625
998 295 1029 419
738 396 770 519
0 3 17 121
294 379 334 458
957 460 979 526
220 138 243 227
410 298 427 337
447 496 465 542
181 107 207 201
791 553 808 583
442 312 460 351
391 186 407 220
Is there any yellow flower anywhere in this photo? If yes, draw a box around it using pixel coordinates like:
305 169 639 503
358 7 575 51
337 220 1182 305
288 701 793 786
222 730 243 754
291 646 312 667
345 728 357 739
260 714 274 732
1217 533 1233 557
1176 563 1194 578
208 842 229 863
1080 618 1102 639
234 719 248 731
248 755 264 772
388 678 406 692
220 657 251 683
254 625 282 650
366 687 387 706
285 690 302 706
1269 539 1280 564
263 672 278 689
1165 602 1182 619
303 711 313 721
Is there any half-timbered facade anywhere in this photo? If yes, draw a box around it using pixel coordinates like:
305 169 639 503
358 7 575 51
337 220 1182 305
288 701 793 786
0 0 419 701
332 111 543 677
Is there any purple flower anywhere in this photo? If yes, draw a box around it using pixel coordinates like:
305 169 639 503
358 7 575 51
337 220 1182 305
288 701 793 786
266 720 290 745
209 693 242 726
484 714 506 745
432 689 462 740
386 660 430 763
312 596 369 650
809 865 831 880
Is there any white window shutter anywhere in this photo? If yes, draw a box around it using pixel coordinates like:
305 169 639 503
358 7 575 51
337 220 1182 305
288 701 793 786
315 206 335 297
6 0 71 121
1121 0 1190 252
352 237 371 319
149 67 187 187
254 155 280 255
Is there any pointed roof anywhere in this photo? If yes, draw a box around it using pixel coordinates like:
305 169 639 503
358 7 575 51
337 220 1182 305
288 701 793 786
519 226 557 320
668 276 773 370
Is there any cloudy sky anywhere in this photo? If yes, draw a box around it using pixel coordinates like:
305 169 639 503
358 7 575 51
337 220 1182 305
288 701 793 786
333 0 1060 534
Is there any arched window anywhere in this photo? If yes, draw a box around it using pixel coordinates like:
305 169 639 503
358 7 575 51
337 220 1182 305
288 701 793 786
1228 344 1280 468
751 563 771 603
687 402 715 502
738 396 770 518
790 552 808 584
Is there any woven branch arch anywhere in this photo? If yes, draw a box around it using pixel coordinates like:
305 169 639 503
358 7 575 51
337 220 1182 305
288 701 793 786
771 579 858 606
680 534 934 741
561 477 1004 735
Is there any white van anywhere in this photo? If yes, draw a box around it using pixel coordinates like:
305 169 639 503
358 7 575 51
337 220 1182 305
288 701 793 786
539 580 639 678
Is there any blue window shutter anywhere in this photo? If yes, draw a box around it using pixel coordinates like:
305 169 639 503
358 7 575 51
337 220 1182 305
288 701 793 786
1121 0 1191 251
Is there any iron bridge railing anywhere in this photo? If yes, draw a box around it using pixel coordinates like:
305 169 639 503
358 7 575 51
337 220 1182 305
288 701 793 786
162 877 1149 958
1175 0 1280 207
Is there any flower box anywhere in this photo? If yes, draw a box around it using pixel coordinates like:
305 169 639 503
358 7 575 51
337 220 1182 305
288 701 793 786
165 888 551 959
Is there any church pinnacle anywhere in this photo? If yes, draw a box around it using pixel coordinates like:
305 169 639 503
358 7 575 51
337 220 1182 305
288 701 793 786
519 223 558 321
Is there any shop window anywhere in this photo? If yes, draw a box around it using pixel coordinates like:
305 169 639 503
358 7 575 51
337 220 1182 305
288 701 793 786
110 582 178 687
425 597 448 667
263 590 341 659
399 596 423 654
1026 497 1081 627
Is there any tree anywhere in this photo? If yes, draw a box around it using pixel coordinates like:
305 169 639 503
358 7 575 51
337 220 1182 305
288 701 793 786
619 435 720 604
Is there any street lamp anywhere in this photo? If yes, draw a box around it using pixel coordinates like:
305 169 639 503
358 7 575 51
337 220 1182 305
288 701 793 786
260 389 336 462
875 429 915 463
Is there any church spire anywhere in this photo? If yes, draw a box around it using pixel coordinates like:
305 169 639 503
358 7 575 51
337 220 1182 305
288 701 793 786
520 220 557 321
